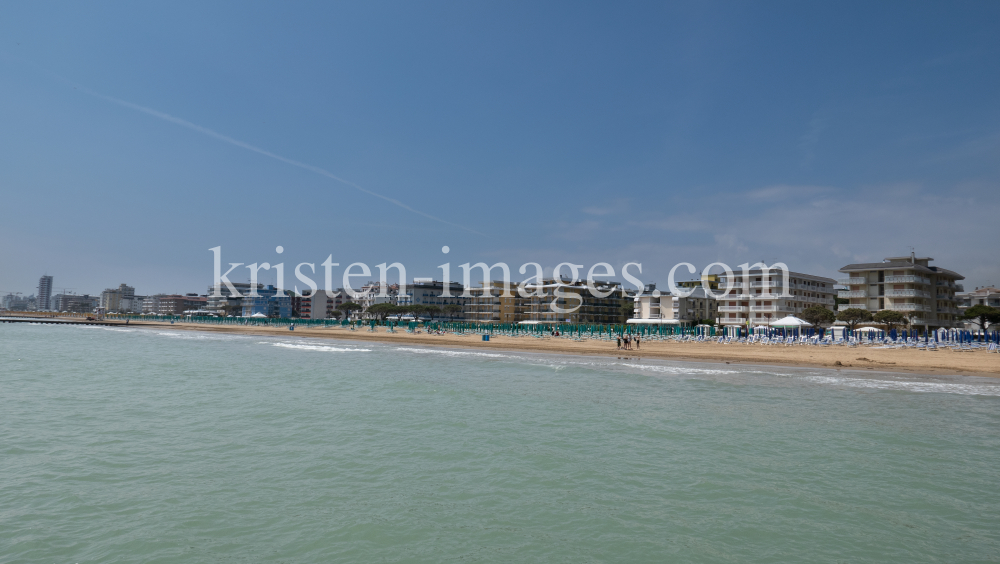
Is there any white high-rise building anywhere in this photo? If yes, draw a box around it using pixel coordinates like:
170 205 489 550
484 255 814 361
715 267 837 327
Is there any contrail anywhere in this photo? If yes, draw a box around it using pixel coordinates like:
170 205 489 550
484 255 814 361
74 85 486 236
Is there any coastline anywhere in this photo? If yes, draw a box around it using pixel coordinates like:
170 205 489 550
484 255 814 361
117 320 1000 378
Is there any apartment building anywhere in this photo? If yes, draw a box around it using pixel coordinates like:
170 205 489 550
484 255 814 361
354 282 399 312
240 286 291 318
464 281 518 323
143 295 164 314
298 289 356 320
100 284 135 313
37 275 53 311
158 294 208 315
464 279 630 325
526 280 629 325
715 267 836 327
631 286 718 326
838 253 963 329
206 282 262 315
959 286 1000 309
51 293 98 313
2 293 34 311
396 280 468 319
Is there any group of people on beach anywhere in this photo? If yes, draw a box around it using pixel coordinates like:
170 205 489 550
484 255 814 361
616 334 639 350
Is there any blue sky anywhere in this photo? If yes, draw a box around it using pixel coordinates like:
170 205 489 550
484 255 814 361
2 1 999 296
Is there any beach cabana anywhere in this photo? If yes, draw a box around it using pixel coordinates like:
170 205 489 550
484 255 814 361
768 315 811 338
769 316 812 327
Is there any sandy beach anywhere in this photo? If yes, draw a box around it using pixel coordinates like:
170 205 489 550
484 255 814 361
120 320 1000 377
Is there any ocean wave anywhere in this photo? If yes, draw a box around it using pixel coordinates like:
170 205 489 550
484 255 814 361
804 375 1000 396
152 331 240 341
393 347 509 359
617 362 744 376
272 342 370 353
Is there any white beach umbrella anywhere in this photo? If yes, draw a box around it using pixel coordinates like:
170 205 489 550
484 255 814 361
769 315 812 327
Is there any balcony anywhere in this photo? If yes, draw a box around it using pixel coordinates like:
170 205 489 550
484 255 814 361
838 290 867 299
718 305 748 313
750 305 793 313
885 289 930 298
888 303 930 312
884 275 931 285
750 281 786 288
838 277 866 285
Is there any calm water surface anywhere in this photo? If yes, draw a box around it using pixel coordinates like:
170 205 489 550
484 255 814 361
2 323 999 562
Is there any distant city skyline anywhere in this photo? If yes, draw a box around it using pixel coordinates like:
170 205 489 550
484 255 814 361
2 2 999 295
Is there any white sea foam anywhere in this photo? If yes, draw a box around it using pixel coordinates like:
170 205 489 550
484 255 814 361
394 347 508 359
804 375 1000 396
272 342 370 352
152 331 240 341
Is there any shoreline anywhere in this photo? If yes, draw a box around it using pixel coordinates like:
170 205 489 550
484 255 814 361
112 320 1000 378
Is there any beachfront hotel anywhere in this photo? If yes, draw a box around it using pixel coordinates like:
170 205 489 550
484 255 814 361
396 280 468 316
297 289 358 320
463 279 630 325
630 286 718 327
206 282 262 315
838 253 964 329
714 268 837 327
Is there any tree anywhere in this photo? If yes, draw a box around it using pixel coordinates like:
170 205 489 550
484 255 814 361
443 304 464 320
365 302 398 321
801 306 836 327
963 305 1000 333
873 310 907 333
336 301 362 319
620 298 635 322
834 296 850 311
836 308 872 331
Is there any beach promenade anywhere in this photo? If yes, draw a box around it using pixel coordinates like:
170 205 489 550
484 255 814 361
124 320 1000 377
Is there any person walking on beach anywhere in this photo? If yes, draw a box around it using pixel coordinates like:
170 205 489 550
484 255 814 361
634 335 640 350
617 335 622 350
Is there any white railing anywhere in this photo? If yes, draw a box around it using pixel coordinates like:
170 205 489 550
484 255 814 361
885 275 931 285
838 277 866 285
838 290 867 299
888 303 930 312
886 289 930 298
750 281 786 289
750 305 793 312
718 306 748 313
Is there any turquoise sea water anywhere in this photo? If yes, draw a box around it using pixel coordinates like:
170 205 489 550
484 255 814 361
2 323 999 563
